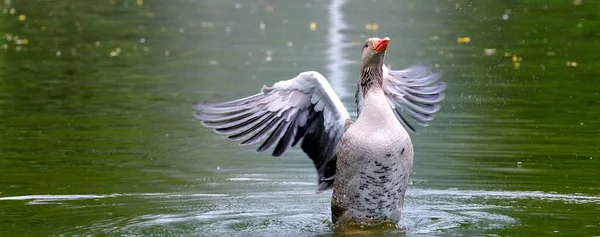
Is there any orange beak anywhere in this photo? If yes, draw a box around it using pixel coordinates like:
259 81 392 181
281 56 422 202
373 37 390 52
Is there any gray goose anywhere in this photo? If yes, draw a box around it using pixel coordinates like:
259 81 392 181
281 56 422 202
193 37 446 225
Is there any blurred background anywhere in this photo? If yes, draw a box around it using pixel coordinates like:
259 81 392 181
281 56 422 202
0 0 599 236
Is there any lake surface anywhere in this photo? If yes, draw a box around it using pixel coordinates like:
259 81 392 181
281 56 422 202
1 0 599 236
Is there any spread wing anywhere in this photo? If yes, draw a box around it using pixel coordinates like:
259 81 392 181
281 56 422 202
193 71 350 192
382 64 446 132
355 64 445 132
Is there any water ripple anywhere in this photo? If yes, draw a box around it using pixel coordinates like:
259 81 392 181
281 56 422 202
4 188 597 235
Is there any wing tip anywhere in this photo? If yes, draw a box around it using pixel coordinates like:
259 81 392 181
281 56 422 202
192 102 211 111
316 180 334 193
192 111 202 120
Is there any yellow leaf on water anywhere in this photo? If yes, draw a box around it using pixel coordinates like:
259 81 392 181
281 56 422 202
365 23 379 31
310 21 317 31
457 36 471 44
137 0 143 6
17 14 25 21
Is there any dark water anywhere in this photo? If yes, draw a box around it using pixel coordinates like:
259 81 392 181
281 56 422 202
1 0 599 236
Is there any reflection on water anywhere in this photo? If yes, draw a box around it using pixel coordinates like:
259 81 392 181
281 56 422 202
327 0 351 99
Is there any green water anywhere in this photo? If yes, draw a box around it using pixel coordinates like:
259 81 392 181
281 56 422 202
1 0 599 236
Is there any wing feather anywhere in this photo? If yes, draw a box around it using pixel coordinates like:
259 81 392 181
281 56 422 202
378 63 446 133
239 113 281 145
274 116 299 156
206 110 268 131
257 119 288 152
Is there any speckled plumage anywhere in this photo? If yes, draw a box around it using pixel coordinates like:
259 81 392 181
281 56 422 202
332 88 413 224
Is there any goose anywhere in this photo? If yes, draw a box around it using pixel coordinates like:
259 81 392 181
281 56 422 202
192 37 446 225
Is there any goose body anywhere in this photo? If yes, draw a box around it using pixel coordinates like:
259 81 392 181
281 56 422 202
332 88 413 223
193 37 446 225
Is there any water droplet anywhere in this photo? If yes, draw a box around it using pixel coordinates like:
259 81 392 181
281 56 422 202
484 48 496 55
502 14 509 21
139 38 145 43
56 51 61 57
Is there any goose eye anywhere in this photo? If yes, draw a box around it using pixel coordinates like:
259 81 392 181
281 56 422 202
363 43 368 48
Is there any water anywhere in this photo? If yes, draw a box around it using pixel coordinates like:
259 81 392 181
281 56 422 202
1 0 599 236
